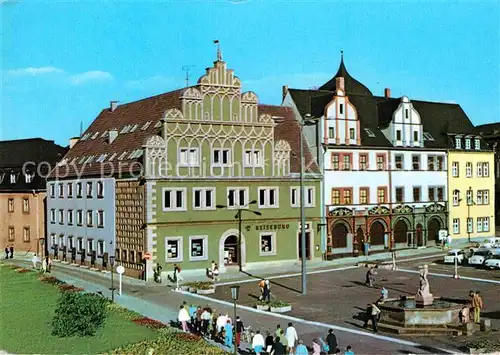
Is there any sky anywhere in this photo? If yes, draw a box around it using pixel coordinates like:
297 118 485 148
1 1 499 147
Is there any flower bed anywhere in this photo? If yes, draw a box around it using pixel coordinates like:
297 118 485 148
182 281 215 293
467 340 500 354
269 300 292 313
176 332 202 341
16 268 32 273
132 317 168 329
58 284 84 292
39 276 65 285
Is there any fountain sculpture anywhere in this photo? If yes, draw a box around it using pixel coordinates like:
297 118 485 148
415 264 434 306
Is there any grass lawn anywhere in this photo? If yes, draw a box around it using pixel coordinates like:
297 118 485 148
0 264 158 354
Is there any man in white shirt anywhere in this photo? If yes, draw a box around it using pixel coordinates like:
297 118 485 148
252 330 265 354
31 253 39 269
286 322 299 353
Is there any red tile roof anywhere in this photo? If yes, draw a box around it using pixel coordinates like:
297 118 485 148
49 92 319 179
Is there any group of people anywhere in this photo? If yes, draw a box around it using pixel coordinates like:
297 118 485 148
31 253 52 273
460 290 484 324
177 300 355 354
4 245 14 259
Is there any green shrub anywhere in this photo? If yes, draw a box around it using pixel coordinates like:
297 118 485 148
467 340 500 352
269 300 290 308
51 292 109 337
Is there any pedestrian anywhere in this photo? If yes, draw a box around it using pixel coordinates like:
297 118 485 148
9 245 14 259
275 324 282 338
201 308 211 335
472 291 483 324
379 286 388 303
365 266 376 287
460 303 470 324
264 279 271 302
285 322 298 354
211 310 218 340
265 331 274 353
4 246 9 259
224 319 233 349
296 340 308 355
31 253 39 269
41 257 48 273
345 345 355 355
312 338 322 355
48 256 53 273
272 336 286 355
258 279 266 300
370 302 381 332
446 234 452 249
216 313 228 337
326 328 338 354
252 330 265 355
279 329 288 349
235 316 244 349
363 303 372 328
364 235 370 256
195 306 203 333
178 305 190 332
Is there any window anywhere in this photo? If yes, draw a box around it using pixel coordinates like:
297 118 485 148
465 139 471 149
290 187 298 207
58 234 65 247
260 232 276 256
427 156 435 171
67 210 73 225
467 218 473 233
68 236 74 250
452 190 460 206
477 218 484 233
97 241 105 256
189 236 208 261
328 127 335 139
476 190 483 205
10 173 16 184
97 210 104 227
437 187 444 201
76 210 83 226
8 198 14 213
466 189 473 205
376 154 385 170
395 187 404 203
129 250 136 263
428 187 436 202
50 184 55 198
466 162 472 177
86 182 93 198
58 183 64 198
86 210 93 226
87 239 94 252
50 209 56 223
452 162 459 177
359 154 368 171
377 187 386 204
342 154 351 170
76 182 82 198
482 217 490 232
405 109 409 119
343 188 352 204
77 238 83 252
331 189 341 205
121 250 127 261
67 183 73 198
413 131 418 142
163 188 187 211
22 227 29 242
395 155 404 170
8 227 15 241
349 128 355 140
483 190 489 204
452 219 460 234
258 188 279 208
165 237 183 262
213 149 231 166
193 188 215 209
23 198 29 213
359 187 369 204
364 128 376 138
396 130 402 141
97 181 104 198
413 187 421 202
25 172 33 183
227 188 248 207
179 148 200 166
474 138 480 150
331 154 339 170
412 155 420 170
339 103 344 115
436 156 444 171
477 163 483 177
306 187 315 207
455 137 461 149
58 209 64 224
483 162 489 177
244 150 262 166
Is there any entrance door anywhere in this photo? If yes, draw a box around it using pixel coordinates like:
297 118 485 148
298 231 311 259
224 235 238 266
370 221 385 245
356 227 364 252
332 223 348 248
427 218 441 246
416 224 423 246
394 220 408 244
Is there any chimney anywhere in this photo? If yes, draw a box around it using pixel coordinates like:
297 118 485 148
110 101 118 112
69 137 79 148
282 85 288 101
335 77 345 92
384 88 391 98
108 129 118 144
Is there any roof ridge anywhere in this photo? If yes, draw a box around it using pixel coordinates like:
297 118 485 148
0 137 53 144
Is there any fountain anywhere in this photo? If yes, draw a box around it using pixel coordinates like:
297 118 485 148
377 264 468 336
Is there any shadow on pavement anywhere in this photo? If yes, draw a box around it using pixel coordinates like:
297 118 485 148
482 310 500 320
241 271 301 294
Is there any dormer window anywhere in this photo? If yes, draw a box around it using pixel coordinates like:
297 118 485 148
328 127 335 139
25 172 33 183
413 131 419 142
396 130 402 141
474 138 480 150
423 132 434 141
339 104 344 115
455 137 461 149
10 172 16 184
349 128 355 140
465 139 471 150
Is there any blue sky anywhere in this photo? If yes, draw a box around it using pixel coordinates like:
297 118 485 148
2 1 499 146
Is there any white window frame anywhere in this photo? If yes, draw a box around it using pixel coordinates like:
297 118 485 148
477 218 483 233
23 198 29 213
76 182 83 198
466 189 473 205
77 238 83 252
58 209 64 224
50 209 56 223
165 237 183 262
483 190 489 204
97 181 104 198
76 210 83 226
474 138 480 150
467 217 473 233
97 240 105 256
67 183 73 198
227 187 249 208
290 187 299 207
212 148 231 166
68 236 74 250
483 217 490 232
50 184 55 198
465 162 472 178
87 239 94 252
451 162 459 177
483 162 489 177
188 235 208 261
328 126 334 139
178 147 200 166
192 187 216 210
86 210 93 227
455 137 461 149
244 149 263 167
452 190 460 206
67 210 73 225
58 183 64 198
477 163 483 177
477 190 483 205
86 181 93 198
58 234 65 247
162 188 187 211
258 187 279 208
259 232 277 256
453 219 460 234
9 173 16 184
97 210 104 228
465 139 471 149
306 187 316 207
50 234 56 246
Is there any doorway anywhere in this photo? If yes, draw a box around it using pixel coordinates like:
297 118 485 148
394 220 408 244
370 221 385 245
298 231 311 259
224 235 238 266
416 223 424 246
331 223 348 248
427 218 441 246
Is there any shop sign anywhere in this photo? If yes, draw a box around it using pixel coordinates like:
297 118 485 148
255 223 290 231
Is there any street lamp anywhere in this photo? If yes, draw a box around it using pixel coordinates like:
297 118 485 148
230 285 240 355
110 256 115 302
216 201 262 271
300 113 320 295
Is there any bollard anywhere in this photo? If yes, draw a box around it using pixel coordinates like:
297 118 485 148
462 322 475 336
480 319 491 332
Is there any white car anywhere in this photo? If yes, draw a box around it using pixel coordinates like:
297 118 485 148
484 256 500 270
479 238 500 249
468 249 494 266
444 249 465 264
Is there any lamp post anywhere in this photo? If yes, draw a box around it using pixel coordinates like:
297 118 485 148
300 114 320 295
230 285 240 355
216 201 261 271
110 256 115 302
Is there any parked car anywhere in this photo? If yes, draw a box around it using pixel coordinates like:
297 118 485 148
468 249 494 266
484 253 500 269
444 249 465 264
480 238 500 249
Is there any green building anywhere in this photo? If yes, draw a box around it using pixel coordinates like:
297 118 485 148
143 56 323 277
